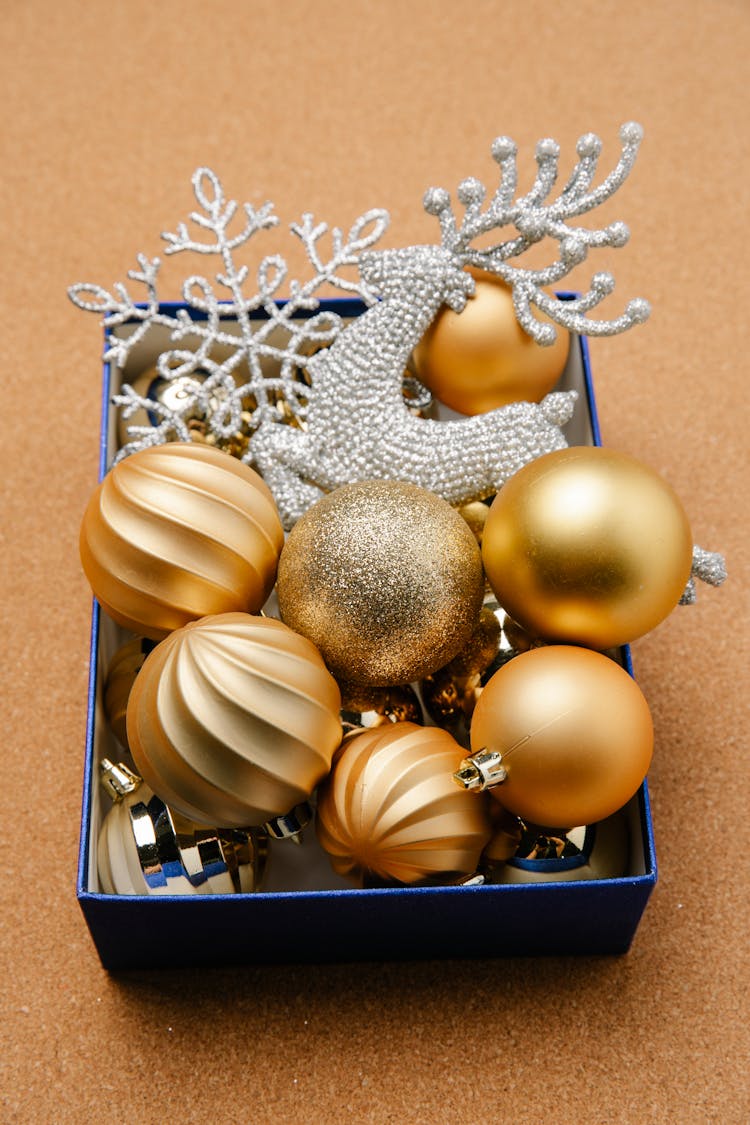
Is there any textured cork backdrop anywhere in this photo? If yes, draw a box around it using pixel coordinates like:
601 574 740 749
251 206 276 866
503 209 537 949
1 1 748 1121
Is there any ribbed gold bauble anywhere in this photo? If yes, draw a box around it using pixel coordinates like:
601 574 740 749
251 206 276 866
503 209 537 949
276 480 485 685
482 446 694 649
412 268 569 415
80 443 284 640
126 613 343 827
470 646 653 828
316 722 492 885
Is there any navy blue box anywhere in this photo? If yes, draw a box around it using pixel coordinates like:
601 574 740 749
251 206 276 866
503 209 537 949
77 299 657 970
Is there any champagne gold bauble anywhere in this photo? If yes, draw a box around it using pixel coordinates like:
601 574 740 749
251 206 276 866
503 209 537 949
466 645 653 828
97 760 267 896
482 446 694 649
412 268 569 415
126 613 343 827
316 722 492 885
80 442 284 640
276 480 485 686
103 637 153 747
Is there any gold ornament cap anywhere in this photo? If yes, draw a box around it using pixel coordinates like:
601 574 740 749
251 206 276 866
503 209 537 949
463 645 653 827
126 613 343 827
277 479 485 686
316 721 492 885
80 442 284 640
482 446 694 649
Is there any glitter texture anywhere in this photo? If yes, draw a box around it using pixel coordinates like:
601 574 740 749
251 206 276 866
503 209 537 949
276 480 485 686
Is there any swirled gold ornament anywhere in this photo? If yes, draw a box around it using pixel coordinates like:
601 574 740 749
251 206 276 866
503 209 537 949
462 645 653 828
316 722 492 885
276 480 484 686
80 443 284 640
126 613 343 827
412 268 569 415
482 446 694 649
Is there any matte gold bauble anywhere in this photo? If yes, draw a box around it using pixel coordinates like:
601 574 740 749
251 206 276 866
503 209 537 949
80 442 284 640
467 645 653 828
482 446 694 649
276 480 485 686
316 722 492 885
126 613 343 827
412 268 569 415
103 637 153 748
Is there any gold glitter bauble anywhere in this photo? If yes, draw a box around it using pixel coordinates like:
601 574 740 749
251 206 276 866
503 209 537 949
316 722 492 885
126 613 343 827
412 268 569 415
80 442 284 640
103 637 153 748
470 646 653 828
482 446 694 649
276 480 485 686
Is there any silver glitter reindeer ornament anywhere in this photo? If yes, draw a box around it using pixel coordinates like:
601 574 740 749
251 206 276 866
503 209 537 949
70 124 653 532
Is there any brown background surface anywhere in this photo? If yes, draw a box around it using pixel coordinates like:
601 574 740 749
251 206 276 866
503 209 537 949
2 1 748 1121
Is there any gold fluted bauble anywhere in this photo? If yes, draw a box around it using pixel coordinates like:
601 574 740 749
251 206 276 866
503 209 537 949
103 637 153 748
276 480 485 686
412 268 569 415
126 613 343 827
482 446 694 649
316 722 492 885
80 442 284 640
469 645 653 828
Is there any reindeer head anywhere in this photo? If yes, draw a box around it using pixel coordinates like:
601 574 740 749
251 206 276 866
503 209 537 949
359 246 475 312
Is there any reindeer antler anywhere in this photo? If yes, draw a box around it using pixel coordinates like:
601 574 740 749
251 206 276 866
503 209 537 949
423 122 650 344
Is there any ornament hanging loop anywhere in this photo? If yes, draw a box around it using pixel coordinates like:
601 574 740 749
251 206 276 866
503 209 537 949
453 748 507 792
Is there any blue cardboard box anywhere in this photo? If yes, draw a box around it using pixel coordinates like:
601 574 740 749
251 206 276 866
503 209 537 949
77 299 657 970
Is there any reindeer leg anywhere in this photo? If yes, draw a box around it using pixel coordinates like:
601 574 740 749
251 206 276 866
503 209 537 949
251 424 326 529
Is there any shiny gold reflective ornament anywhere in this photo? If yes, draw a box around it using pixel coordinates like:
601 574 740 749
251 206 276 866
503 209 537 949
460 645 653 828
316 722 492 885
126 613 343 827
339 681 423 732
103 637 153 748
482 446 694 649
412 268 569 415
277 480 485 685
80 442 284 640
97 759 268 896
488 812 629 884
421 606 502 729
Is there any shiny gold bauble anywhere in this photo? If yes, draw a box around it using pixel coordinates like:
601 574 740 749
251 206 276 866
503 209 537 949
412 268 569 415
421 606 502 728
470 645 653 827
276 480 485 685
80 442 284 640
482 446 694 649
491 812 629 884
339 681 423 731
316 722 492 885
103 637 153 748
126 613 343 827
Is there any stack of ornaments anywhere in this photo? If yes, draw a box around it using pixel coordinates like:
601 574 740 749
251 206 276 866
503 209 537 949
73 123 725 899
